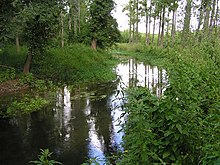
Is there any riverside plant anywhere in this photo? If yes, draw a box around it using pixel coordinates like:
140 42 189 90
30 149 62 165
119 43 220 164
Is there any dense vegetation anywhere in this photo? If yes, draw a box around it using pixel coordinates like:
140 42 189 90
1 0 220 164
0 0 119 118
116 42 220 164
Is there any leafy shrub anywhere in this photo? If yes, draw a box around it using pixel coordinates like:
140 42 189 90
6 95 49 117
30 149 62 165
120 43 220 164
0 67 16 83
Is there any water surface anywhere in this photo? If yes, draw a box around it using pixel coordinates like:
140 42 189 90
0 58 166 165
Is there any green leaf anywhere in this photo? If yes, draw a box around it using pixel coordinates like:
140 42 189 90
176 124 182 134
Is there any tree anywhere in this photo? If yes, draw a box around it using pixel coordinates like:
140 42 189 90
0 0 16 47
88 0 120 49
182 0 192 45
21 0 60 73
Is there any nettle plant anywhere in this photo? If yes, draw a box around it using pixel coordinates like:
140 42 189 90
30 149 62 165
121 46 220 165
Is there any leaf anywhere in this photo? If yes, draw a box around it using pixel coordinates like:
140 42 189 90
176 124 182 134
163 152 170 159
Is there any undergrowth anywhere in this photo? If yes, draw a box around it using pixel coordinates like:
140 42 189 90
119 42 220 164
33 44 117 84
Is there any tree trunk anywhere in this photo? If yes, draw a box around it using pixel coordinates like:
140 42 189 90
60 11 64 48
16 34 20 53
91 39 97 50
195 2 204 40
78 0 81 33
209 0 216 35
132 22 135 44
157 12 162 46
148 0 151 45
152 15 156 44
129 0 132 43
23 51 32 74
145 0 149 45
160 6 166 47
129 18 132 43
171 10 176 47
136 0 139 44
68 0 72 32
166 10 170 46
182 0 192 46
214 0 219 39
203 0 211 39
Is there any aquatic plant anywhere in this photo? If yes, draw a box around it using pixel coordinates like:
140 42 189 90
30 149 62 165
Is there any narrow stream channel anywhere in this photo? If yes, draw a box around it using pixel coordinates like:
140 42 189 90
0 58 166 165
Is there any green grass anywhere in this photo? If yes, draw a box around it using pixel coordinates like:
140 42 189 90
113 43 166 67
33 44 117 84
0 44 117 84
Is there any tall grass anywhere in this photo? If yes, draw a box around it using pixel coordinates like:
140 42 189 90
33 44 116 84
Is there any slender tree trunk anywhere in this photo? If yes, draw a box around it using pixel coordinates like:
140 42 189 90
129 20 132 43
209 0 216 35
23 51 32 74
78 0 81 33
214 0 219 27
132 22 135 44
160 6 166 47
152 15 156 44
148 0 151 45
171 10 176 47
68 17 72 31
182 0 192 46
91 39 97 50
166 10 170 46
60 11 64 48
136 0 139 44
157 12 162 46
195 3 204 40
68 1 72 32
203 0 211 39
214 0 219 39
145 0 149 45
16 34 20 53
129 0 132 43
73 0 78 36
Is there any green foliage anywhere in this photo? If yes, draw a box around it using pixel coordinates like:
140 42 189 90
30 149 62 165
6 95 49 117
0 67 16 83
32 44 116 84
20 0 60 51
0 45 27 70
119 43 220 164
88 0 121 49
0 0 16 47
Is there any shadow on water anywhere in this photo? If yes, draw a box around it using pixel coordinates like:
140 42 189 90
0 58 167 165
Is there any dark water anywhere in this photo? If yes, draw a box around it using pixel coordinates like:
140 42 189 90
0 59 166 165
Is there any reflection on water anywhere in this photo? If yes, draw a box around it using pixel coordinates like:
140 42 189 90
117 58 167 96
0 58 166 165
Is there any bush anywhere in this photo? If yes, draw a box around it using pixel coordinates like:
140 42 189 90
120 43 220 164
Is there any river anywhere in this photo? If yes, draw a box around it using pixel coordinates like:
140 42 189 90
0 58 166 165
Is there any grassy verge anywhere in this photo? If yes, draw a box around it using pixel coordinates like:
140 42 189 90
33 44 117 84
113 43 167 67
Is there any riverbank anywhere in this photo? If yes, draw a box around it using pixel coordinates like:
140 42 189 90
116 43 220 164
0 44 118 117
